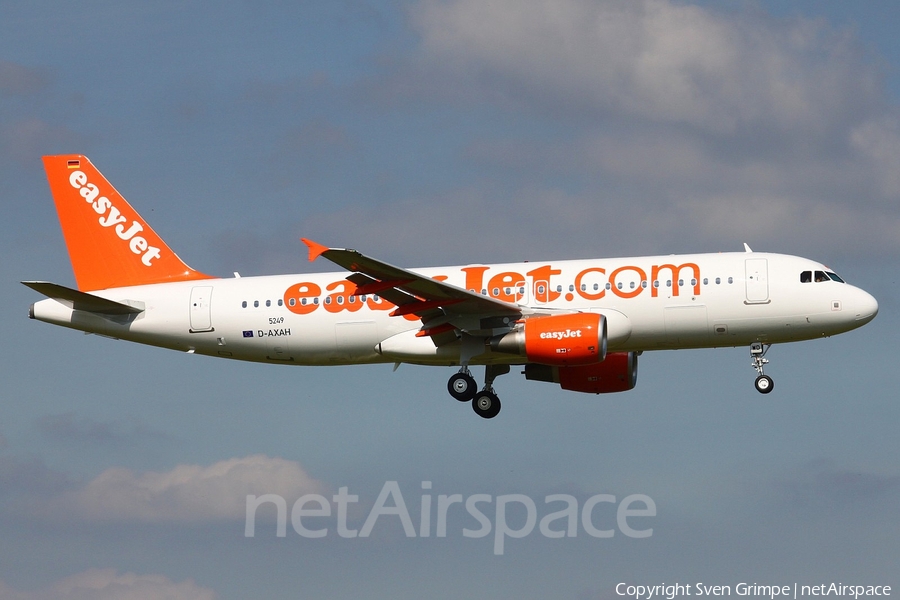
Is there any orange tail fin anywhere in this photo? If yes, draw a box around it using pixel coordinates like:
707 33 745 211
43 155 213 291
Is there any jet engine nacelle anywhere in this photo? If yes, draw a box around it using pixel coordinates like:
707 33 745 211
491 313 607 366
524 351 638 394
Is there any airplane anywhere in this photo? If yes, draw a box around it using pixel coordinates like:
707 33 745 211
24 155 879 419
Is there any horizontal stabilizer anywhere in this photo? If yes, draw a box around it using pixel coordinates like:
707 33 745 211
22 281 144 315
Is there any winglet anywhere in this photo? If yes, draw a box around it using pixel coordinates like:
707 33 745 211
301 238 330 262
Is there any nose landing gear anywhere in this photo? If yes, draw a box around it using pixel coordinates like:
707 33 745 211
750 342 774 394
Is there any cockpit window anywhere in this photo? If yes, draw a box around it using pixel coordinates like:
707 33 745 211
801 269 844 283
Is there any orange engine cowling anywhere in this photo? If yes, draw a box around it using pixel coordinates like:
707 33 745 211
524 352 638 394
491 313 607 366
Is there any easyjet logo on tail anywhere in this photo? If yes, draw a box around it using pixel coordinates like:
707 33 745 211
68 170 161 266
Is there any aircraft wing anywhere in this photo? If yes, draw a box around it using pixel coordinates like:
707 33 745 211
301 239 521 343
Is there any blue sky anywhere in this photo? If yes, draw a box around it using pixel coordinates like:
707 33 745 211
1 1 898 598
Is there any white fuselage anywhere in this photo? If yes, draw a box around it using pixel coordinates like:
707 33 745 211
30 252 879 367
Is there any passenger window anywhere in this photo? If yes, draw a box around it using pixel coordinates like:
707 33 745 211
728 277 733 284
241 301 247 308
266 300 271 307
253 300 259 308
800 271 812 283
703 278 708 285
715 277 721 285
278 299 283 307
537 285 545 294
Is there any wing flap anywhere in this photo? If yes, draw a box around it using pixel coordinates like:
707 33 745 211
346 273 448 324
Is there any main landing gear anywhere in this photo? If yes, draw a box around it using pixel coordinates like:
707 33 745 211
447 369 477 402
750 342 774 394
447 365 508 419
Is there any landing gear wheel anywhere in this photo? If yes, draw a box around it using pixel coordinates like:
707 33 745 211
754 374 774 394
448 372 477 402
750 343 774 394
472 391 501 419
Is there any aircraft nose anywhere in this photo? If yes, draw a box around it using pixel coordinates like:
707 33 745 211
852 288 878 324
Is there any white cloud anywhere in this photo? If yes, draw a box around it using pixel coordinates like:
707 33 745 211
0 569 215 600
410 0 878 134
0 60 82 167
850 116 900 200
308 0 893 259
49 455 326 522
0 60 50 97
0 118 81 166
299 186 630 264
775 459 900 506
35 412 170 445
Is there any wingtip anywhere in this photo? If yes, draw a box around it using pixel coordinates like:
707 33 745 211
301 238 330 262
